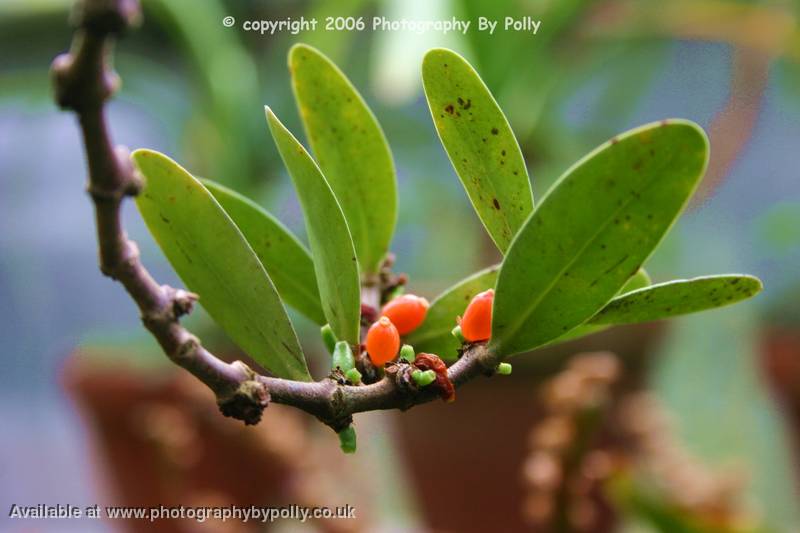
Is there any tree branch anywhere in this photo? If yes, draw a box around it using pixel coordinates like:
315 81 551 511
53 0 501 432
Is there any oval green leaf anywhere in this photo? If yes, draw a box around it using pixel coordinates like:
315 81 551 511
589 275 762 326
491 120 710 357
132 150 310 381
404 265 499 361
289 43 397 274
201 179 325 325
266 108 361 345
422 48 534 253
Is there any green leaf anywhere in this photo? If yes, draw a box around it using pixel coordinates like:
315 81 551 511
201 179 325 325
491 120 710 357
404 265 499 361
545 268 653 346
620 268 652 293
589 275 762 326
132 150 310 381
422 48 534 254
265 108 361 345
289 43 397 274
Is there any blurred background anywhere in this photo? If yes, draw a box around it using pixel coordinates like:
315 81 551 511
1 0 800 531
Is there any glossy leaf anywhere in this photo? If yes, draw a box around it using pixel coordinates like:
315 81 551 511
491 120 709 357
132 150 310 381
404 265 499 361
266 108 361 345
422 48 534 253
545 268 653 346
620 268 651 294
589 275 762 326
201 179 325 325
289 43 397 274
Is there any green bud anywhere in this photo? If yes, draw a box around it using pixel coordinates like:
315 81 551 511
332 341 355 373
400 344 415 363
451 325 465 343
412 369 436 387
496 362 512 375
321 324 337 354
338 426 357 454
345 368 362 384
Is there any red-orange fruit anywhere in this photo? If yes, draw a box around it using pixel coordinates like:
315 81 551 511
381 294 430 335
460 289 494 342
365 316 401 366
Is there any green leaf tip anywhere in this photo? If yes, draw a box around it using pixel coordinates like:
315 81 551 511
132 149 311 381
490 120 710 357
265 109 361 345
422 48 533 254
289 43 397 274
338 426 357 454
589 274 763 326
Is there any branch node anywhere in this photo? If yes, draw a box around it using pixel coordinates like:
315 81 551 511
169 287 199 317
51 48 120 111
114 145 144 196
73 0 141 35
218 361 270 425
389 362 416 394
325 387 353 432
99 238 139 279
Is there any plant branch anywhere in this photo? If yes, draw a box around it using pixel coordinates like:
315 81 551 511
53 0 501 432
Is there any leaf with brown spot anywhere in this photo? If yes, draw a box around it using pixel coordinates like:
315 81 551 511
289 44 397 274
422 48 533 254
589 275 762 325
491 121 710 357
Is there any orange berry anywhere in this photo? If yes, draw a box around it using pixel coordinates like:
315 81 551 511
366 316 400 366
381 294 430 335
460 289 494 342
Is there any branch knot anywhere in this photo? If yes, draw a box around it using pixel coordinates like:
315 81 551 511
217 362 270 426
